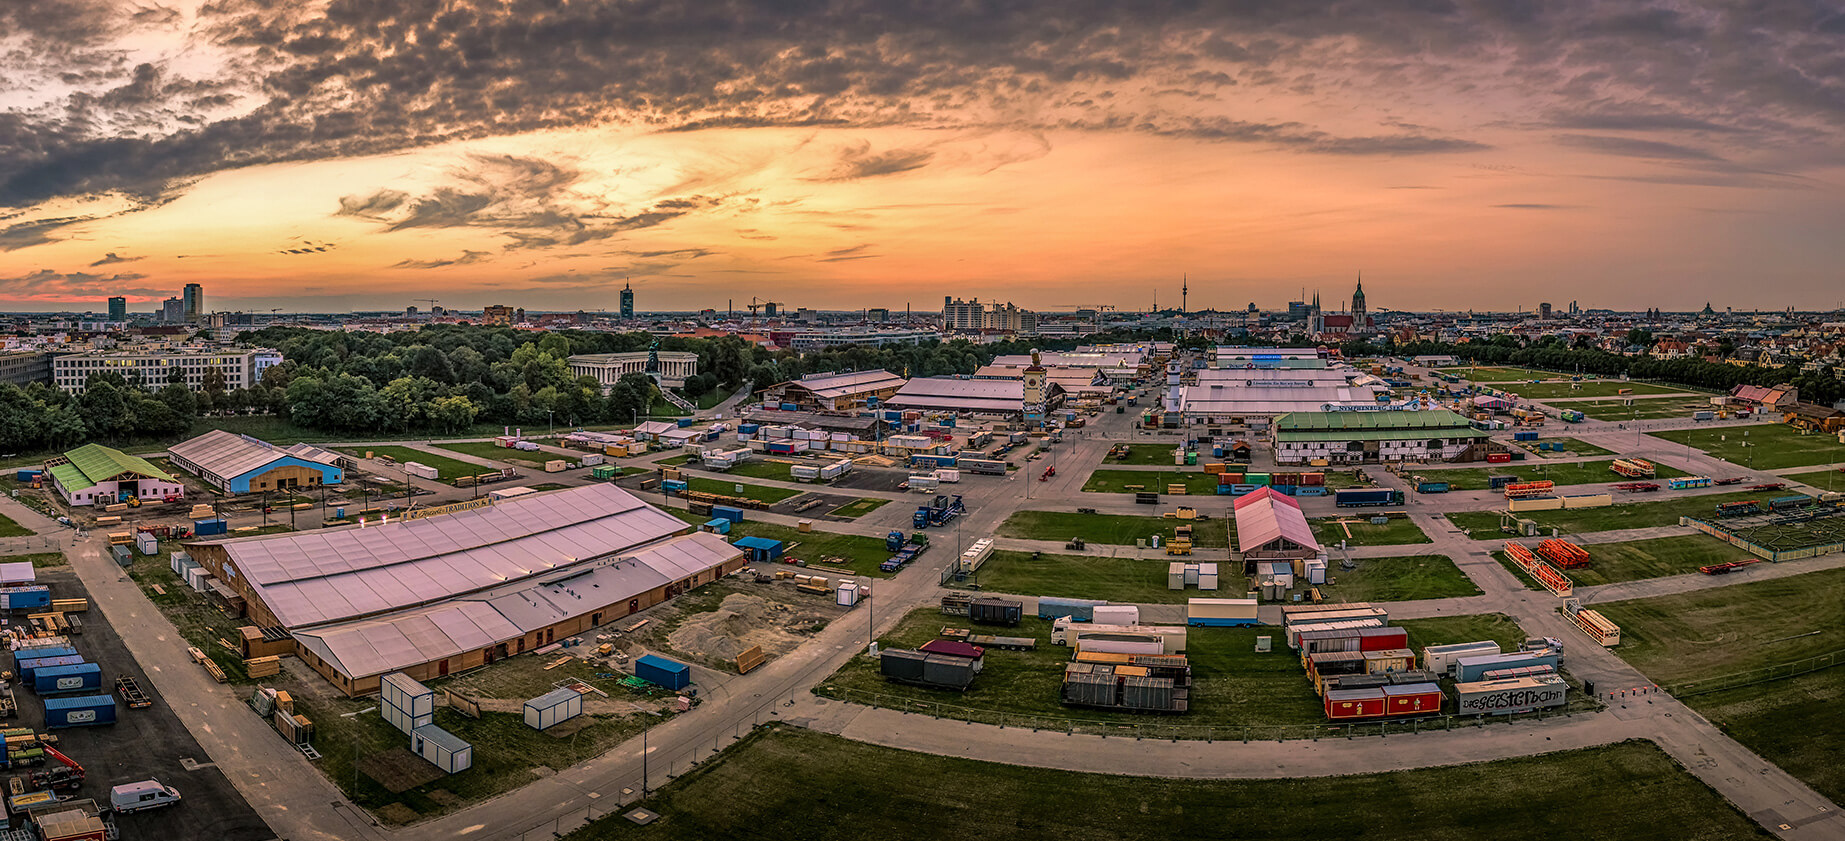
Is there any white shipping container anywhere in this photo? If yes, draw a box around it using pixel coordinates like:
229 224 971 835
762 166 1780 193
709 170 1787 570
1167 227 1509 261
403 462 440 480
1423 641 1502 676
1187 598 1258 622
934 469 961 483
1075 633 1166 657
135 532 158 556
820 460 852 480
580 454 605 466
836 582 859 607
1305 557 1327 585
1198 562 1219 591
1092 605 1140 626
791 465 820 480
382 698 433 735
523 688 583 731
907 475 939 491
1168 562 1187 590
1052 618 1188 653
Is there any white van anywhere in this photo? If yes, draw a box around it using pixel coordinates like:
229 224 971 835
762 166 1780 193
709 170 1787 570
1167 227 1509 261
110 780 181 813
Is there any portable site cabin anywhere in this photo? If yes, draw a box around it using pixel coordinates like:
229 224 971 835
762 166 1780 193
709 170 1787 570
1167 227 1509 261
524 688 584 731
733 536 784 563
411 724 472 774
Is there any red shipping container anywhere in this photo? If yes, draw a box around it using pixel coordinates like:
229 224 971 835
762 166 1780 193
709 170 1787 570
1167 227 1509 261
1383 683 1443 716
1218 472 1237 485
1325 688 1387 720
1487 453 1512 463
1301 473 1325 486
1357 628 1409 652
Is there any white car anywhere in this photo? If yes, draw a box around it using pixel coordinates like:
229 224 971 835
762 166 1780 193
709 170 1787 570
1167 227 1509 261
110 780 181 813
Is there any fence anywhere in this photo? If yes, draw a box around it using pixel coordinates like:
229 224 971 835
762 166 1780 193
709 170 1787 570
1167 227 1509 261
1680 516 1845 563
815 687 1588 743
1664 649 1845 699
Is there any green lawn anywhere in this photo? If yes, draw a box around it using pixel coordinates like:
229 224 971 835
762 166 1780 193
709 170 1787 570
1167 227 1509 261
1573 397 1717 421
1318 555 1482 602
1415 459 1687 491
432 440 528 462
683 475 803 504
1454 366 1563 382
1596 566 1845 686
6 551 67 568
1492 381 1683 400
1395 613 1529 653
714 460 795 481
997 510 1231 548
1689 667 1845 805
1319 469 1371 489
1557 535 1755 587
563 729 1765 841
827 498 891 519
1105 444 1194 465
0 512 34 537
335 445 494 480
126 554 263 684
1532 437 1615 458
667 510 893 577
1783 467 1845 492
960 550 1199 604
816 608 1328 728
1651 423 1845 470
1082 468 1224 495
1444 490 1773 538
1311 516 1430 546
656 453 694 466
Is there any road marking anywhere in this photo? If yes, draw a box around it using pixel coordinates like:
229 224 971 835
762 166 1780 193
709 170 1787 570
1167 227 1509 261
458 825 487 835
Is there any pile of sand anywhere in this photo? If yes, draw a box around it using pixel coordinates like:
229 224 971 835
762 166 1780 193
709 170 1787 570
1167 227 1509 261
667 593 777 662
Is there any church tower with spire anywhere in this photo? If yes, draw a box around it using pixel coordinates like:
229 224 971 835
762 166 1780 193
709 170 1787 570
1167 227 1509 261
1350 274 1367 332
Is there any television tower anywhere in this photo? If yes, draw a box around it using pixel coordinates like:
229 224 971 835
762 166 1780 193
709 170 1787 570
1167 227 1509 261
1181 275 1188 314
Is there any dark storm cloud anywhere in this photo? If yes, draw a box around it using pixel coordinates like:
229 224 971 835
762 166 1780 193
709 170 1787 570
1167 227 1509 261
0 217 87 251
1556 134 1724 161
5 0 1845 217
88 252 142 266
0 268 162 299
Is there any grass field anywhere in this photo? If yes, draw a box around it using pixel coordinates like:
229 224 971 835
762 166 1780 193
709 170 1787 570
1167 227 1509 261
1105 444 1192 465
816 608 1328 727
1596 566 1845 686
1318 555 1482 602
666 510 893 576
126 553 263 684
961 550 1197 604
1572 397 1715 420
1415 459 1688 491
683 475 802 503
432 440 527 462
1311 515 1430 546
563 729 1766 841
1493 381 1683 400
336 445 488 480
712 460 795 481
1651 423 1845 470
656 453 694 466
1783 467 1845 491
1689 667 1845 805
1454 366 1562 382
1082 468 1223 495
1444 489 1772 538
997 510 1232 548
0 512 33 537
9 552 68 568
1395 613 1529 653
1557 535 1755 587
827 498 890 519
1532 437 1615 458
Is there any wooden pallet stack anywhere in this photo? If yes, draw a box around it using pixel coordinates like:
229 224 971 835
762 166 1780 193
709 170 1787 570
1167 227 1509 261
245 656 281 679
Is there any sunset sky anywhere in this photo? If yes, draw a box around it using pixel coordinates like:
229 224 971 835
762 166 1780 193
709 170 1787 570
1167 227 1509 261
3 1 1844 314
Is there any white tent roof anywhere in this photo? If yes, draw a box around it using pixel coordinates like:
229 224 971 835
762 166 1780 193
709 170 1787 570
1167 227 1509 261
211 483 687 627
169 429 337 481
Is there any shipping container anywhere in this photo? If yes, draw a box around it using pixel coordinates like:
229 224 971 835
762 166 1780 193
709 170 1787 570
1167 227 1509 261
635 654 691 690
43 694 116 728
968 598 1023 626
1074 633 1167 657
32 662 103 694
1324 687 1388 720
1454 650 1560 683
0 585 51 610
960 458 1007 476
193 518 228 536
1284 618 1384 649
1037 596 1109 622
382 700 432 735
17 654 84 682
921 654 977 690
1092 605 1140 626
1053 619 1188 653
1422 641 1502 676
1453 674 1568 716
1382 682 1444 716
411 724 473 773
1186 597 1259 627
523 688 584 731
879 648 927 683
1334 489 1403 507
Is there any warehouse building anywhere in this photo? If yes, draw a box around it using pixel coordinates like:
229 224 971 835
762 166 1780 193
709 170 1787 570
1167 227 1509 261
167 429 344 494
45 443 185 507
1165 368 1390 425
183 484 746 695
1270 409 1488 464
885 376 1066 419
974 363 1113 397
1234 488 1323 572
759 370 907 412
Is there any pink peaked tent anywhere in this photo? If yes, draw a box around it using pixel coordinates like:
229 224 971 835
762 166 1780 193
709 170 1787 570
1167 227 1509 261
1233 487 1321 556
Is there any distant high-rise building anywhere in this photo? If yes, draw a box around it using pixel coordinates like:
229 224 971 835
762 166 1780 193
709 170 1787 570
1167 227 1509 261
943 297 985 330
620 282 635 318
942 296 1037 332
405 306 418 317
107 297 127 321
1287 301 1310 321
182 283 204 323
763 302 779 318
1538 302 1552 320
1568 300 1580 316
482 304 516 325
161 297 184 323
431 305 446 316
866 307 891 323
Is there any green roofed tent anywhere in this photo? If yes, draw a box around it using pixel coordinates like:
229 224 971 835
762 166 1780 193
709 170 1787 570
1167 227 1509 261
1272 409 1487 465
45 443 184 507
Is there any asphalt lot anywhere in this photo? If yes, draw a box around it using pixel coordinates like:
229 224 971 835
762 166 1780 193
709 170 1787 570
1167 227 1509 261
9 567 274 841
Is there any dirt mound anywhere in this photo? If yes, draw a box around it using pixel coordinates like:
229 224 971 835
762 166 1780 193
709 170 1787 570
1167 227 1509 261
668 592 823 663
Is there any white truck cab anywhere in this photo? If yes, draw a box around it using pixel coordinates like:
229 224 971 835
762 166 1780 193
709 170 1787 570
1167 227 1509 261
110 780 181 813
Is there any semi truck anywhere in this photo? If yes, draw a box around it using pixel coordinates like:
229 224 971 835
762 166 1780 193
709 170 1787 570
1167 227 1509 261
1334 489 1404 507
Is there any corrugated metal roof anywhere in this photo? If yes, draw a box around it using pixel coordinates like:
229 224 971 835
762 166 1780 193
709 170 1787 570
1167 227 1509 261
212 483 689 628
789 370 906 399
1233 488 1320 554
293 530 739 678
1276 410 1475 431
169 429 337 481
888 377 1041 412
1175 384 1386 415
51 443 175 491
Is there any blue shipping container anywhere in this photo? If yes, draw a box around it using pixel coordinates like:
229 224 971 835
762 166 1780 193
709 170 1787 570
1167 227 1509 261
1036 597 1108 622
194 518 228 536
738 424 760 434
676 418 694 428
14 469 40 481
701 518 733 535
0 586 51 610
18 655 84 682
661 479 688 493
781 403 799 411
43 694 116 728
1297 486 1328 496
13 646 78 667
710 506 745 523
634 654 691 690
33 662 103 694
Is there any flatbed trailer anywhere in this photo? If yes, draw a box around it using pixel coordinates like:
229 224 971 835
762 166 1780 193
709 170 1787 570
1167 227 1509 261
114 677 152 710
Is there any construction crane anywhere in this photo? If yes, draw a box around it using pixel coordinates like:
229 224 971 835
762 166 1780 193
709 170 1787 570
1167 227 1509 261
415 298 439 309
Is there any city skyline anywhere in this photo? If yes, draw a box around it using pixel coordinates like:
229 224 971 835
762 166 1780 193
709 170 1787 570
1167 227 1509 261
5 2 1845 313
